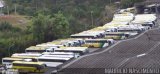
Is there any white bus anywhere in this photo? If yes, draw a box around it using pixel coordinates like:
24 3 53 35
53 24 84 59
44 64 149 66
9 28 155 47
132 14 157 28
25 46 54 53
41 54 74 59
37 56 71 67
71 34 98 39
11 53 42 57
42 52 79 58
82 39 114 48
55 47 89 55
117 25 146 35
36 38 85 48
2 57 23 69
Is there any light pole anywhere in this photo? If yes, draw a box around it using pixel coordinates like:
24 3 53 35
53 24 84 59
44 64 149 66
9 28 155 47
91 11 93 27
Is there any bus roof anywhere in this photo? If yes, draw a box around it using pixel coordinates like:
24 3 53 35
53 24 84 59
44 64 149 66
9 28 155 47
38 56 71 60
105 32 127 34
132 14 157 23
2 57 23 60
36 43 64 47
50 38 83 45
55 47 88 51
11 53 42 57
103 22 128 27
71 30 103 37
11 56 38 59
90 26 106 31
42 52 74 55
37 38 84 47
85 39 113 41
41 55 74 58
12 61 44 65
26 46 49 50
71 34 97 38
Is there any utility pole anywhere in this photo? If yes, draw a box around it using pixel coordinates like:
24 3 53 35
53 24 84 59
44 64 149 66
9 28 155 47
156 4 159 14
8 44 14 57
110 0 111 4
7 6 9 15
91 11 94 27
14 4 17 15
0 7 2 14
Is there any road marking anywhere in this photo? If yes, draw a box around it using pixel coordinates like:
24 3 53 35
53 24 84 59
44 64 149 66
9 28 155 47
117 58 130 68
136 53 146 57
118 41 160 67
147 42 160 53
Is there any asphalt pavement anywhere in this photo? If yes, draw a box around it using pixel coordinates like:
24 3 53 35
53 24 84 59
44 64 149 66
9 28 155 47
57 16 160 74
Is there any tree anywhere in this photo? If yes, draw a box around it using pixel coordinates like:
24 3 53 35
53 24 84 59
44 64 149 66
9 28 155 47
31 12 70 43
120 0 145 8
31 13 51 43
51 11 70 38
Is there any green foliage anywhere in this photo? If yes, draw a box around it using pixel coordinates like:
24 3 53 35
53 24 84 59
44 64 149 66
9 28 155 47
0 22 21 32
31 14 51 43
0 21 35 58
120 0 145 8
30 12 70 43
51 11 70 38
4 0 120 31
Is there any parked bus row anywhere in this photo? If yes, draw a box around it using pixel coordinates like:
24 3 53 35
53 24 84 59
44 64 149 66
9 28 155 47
2 7 158 73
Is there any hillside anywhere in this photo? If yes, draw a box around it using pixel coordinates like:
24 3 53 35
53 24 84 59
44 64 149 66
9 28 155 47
4 0 120 32
0 15 30 29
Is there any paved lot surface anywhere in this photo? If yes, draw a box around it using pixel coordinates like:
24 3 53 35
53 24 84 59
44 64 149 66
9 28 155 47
58 23 160 73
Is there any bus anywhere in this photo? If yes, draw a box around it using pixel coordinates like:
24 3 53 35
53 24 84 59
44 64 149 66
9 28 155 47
12 61 46 73
36 43 64 48
55 47 89 55
66 38 85 47
117 25 146 35
82 39 114 48
104 32 130 40
41 54 74 58
36 38 85 47
2 57 23 69
37 56 71 67
42 52 79 58
132 14 157 28
11 53 42 57
25 46 54 53
71 34 99 39
71 30 105 39
11 56 39 62
51 38 85 47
